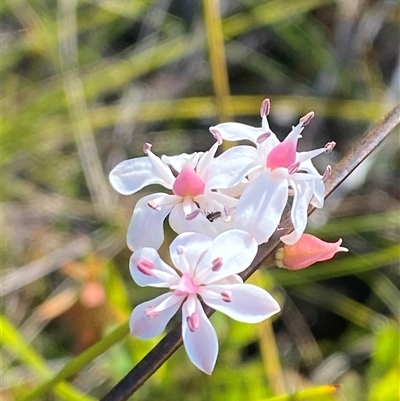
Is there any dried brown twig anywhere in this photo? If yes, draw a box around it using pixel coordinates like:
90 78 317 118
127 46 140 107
100 103 400 401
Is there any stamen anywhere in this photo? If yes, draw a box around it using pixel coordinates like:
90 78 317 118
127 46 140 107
288 161 300 175
186 208 201 221
322 165 332 181
147 200 161 211
260 98 271 117
210 128 223 145
187 312 200 332
145 306 159 317
300 111 314 127
212 257 223 272
221 291 232 303
137 258 155 276
223 206 232 222
143 143 152 154
256 132 271 143
324 141 336 153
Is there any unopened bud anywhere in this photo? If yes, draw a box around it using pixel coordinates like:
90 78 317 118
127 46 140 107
275 233 348 270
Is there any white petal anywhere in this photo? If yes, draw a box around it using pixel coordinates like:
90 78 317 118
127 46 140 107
161 152 202 173
280 180 314 245
195 230 258 284
169 232 213 276
130 248 180 288
169 202 220 238
235 171 288 245
182 296 218 374
297 148 326 164
201 283 281 323
109 156 174 195
127 193 176 251
299 159 324 208
130 293 182 339
196 142 219 180
310 179 325 208
210 122 264 143
207 146 259 189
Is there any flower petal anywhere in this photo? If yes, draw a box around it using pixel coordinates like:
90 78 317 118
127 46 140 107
130 293 183 339
196 141 219 180
195 229 258 284
299 158 324 208
169 202 221 238
161 152 202 173
109 156 174 195
127 193 176 251
182 296 218 374
280 180 314 245
169 232 213 276
130 247 180 287
235 171 289 245
201 283 280 323
206 145 259 189
210 122 264 143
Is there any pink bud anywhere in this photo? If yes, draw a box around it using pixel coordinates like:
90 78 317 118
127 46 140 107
275 234 348 270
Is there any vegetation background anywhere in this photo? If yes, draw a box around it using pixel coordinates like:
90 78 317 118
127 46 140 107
2 0 399 400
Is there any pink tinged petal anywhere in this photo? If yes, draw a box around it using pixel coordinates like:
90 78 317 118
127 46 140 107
127 193 176 251
130 293 183 339
209 122 264 144
169 232 213 276
182 296 218 375
130 247 180 288
266 138 297 170
275 234 349 270
109 156 174 195
235 171 289 245
169 202 220 238
207 146 259 189
172 167 205 197
280 180 314 245
201 283 281 323
196 230 258 284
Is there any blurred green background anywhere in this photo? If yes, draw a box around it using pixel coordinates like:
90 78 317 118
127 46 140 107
1 0 399 400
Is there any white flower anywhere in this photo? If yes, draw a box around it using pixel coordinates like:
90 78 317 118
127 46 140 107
210 99 334 245
129 230 281 374
109 141 237 250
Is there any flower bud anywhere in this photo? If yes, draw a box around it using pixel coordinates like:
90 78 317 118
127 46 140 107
275 234 348 270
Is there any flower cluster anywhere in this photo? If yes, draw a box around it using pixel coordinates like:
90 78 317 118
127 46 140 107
109 99 347 374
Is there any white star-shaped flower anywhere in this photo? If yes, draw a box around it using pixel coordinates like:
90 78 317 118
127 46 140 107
209 99 334 245
129 230 281 374
109 141 237 250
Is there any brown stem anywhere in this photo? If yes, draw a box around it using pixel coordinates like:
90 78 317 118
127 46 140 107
100 102 400 401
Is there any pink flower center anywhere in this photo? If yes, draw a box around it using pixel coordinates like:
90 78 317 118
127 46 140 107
172 167 205 198
174 273 200 296
266 140 297 170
